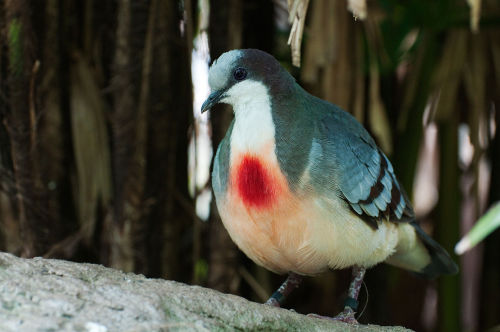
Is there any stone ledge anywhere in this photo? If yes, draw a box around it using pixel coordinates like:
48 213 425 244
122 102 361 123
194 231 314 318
0 252 412 331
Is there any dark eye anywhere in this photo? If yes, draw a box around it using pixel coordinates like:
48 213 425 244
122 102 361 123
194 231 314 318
233 67 247 81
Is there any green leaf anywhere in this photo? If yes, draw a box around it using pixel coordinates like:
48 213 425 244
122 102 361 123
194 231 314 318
8 18 23 76
455 202 500 255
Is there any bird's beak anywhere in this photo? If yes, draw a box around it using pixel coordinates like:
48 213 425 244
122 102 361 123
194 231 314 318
201 90 225 113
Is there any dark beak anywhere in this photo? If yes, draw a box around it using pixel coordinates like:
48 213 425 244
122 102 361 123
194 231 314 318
201 90 225 113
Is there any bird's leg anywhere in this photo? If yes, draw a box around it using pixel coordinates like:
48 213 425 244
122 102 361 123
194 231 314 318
308 266 366 324
265 272 302 308
335 266 366 323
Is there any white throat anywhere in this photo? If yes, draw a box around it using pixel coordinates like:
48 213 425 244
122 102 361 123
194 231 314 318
225 80 276 153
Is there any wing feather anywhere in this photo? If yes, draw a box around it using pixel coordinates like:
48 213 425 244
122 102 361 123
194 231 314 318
311 110 414 228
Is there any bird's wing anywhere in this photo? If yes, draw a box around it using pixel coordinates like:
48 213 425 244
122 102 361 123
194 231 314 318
212 120 234 196
311 108 414 228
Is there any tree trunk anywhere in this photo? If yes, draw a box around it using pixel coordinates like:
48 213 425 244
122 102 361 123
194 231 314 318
106 0 149 272
206 0 243 293
139 0 193 280
3 0 47 257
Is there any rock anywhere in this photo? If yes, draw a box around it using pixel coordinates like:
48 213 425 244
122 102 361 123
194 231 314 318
0 252 412 331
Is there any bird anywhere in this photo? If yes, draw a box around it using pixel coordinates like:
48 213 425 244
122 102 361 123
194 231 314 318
201 49 458 323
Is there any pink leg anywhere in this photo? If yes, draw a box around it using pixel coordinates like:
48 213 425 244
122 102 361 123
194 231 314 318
309 266 366 324
265 272 302 307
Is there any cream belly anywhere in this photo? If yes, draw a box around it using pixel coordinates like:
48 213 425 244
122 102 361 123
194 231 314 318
216 189 401 275
215 150 401 276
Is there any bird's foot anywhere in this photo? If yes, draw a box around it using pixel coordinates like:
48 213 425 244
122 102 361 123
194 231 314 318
307 307 358 324
264 298 281 307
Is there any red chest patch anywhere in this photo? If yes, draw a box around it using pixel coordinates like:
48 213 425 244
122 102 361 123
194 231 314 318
234 155 278 209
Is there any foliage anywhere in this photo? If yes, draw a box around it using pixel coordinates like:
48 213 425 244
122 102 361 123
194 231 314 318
455 202 500 254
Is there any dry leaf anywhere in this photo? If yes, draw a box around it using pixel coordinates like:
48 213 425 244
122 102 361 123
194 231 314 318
432 31 468 121
70 55 112 241
287 0 310 67
302 0 329 82
466 0 482 33
347 0 367 20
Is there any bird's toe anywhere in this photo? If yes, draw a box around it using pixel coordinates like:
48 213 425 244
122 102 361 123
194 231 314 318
264 298 281 308
307 307 359 324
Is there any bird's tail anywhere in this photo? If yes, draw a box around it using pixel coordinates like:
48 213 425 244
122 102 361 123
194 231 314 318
410 221 458 278
385 221 458 278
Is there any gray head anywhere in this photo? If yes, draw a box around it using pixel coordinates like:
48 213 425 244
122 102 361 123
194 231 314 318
201 49 295 113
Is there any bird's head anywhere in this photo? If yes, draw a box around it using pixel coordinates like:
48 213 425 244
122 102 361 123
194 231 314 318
201 49 293 113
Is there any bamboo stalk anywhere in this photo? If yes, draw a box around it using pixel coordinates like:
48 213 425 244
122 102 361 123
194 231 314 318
436 117 461 332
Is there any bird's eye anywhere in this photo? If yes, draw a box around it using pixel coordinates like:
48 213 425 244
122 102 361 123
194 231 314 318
233 67 247 81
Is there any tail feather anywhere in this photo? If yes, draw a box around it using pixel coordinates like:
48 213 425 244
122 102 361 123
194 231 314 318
410 221 459 279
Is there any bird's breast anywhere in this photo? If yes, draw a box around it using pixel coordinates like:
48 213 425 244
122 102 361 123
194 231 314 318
217 143 320 274
232 154 282 209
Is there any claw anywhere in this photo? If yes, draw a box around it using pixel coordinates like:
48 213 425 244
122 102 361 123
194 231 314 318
308 307 358 324
264 298 281 307
307 266 365 325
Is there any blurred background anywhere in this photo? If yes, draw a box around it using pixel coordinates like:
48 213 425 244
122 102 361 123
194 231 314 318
0 0 499 331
